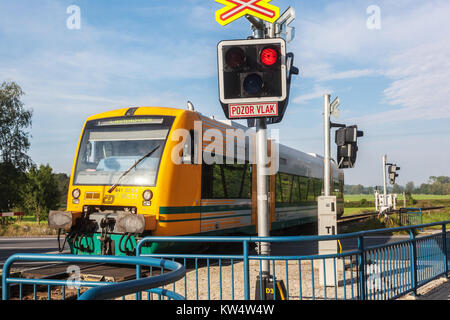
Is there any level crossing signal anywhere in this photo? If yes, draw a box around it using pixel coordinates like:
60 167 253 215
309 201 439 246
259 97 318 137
388 164 400 185
335 125 364 169
217 38 295 123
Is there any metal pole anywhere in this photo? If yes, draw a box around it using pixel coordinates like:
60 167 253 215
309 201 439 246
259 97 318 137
382 155 387 197
256 112 270 279
251 19 271 279
323 94 331 196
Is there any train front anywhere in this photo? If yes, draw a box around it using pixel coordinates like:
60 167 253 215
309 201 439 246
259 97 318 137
48 109 176 256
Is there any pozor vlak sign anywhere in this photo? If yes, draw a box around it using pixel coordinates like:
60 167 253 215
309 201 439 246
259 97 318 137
229 102 278 118
217 38 287 120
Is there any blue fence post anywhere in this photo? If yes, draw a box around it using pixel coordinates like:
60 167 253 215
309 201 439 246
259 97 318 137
136 243 142 301
2 261 10 300
443 224 448 278
409 229 418 296
419 209 423 226
357 236 366 300
243 240 250 300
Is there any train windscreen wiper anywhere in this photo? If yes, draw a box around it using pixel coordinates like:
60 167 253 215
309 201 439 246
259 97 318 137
107 145 160 194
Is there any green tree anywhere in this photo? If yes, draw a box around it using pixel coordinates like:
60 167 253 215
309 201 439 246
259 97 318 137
405 181 415 194
22 164 60 224
392 183 403 194
0 81 33 171
54 173 70 208
0 162 27 211
0 81 33 211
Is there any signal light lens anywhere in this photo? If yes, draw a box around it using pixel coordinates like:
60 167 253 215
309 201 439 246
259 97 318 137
243 74 263 95
225 47 245 69
260 47 278 66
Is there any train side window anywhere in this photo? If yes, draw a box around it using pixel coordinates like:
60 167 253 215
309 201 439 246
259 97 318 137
202 160 251 199
221 163 251 198
315 178 323 198
275 173 294 204
201 163 213 198
306 179 315 202
291 176 300 203
201 163 226 198
299 176 308 202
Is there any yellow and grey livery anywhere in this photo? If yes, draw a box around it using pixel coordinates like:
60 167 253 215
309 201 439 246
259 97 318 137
49 106 344 256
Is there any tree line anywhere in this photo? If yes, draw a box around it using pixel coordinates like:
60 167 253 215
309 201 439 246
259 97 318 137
0 81 69 223
345 176 450 195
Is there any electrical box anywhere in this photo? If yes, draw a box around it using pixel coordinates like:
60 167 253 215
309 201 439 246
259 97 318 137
318 196 339 286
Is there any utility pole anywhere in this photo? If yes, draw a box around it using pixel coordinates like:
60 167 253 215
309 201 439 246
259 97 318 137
382 155 387 197
216 6 298 299
250 17 270 280
318 93 339 286
323 94 331 197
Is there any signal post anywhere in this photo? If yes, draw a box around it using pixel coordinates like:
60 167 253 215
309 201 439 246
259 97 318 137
319 94 364 286
216 4 297 298
377 155 400 214
318 94 339 286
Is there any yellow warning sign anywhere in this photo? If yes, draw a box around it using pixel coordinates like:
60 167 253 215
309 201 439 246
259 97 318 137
215 0 280 26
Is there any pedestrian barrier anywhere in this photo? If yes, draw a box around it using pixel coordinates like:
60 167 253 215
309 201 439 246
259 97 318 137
397 208 423 231
136 220 449 300
2 254 185 300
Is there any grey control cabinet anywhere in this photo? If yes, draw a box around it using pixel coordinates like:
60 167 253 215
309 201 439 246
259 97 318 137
318 196 338 286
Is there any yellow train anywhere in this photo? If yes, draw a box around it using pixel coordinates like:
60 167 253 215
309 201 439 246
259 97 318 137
49 106 344 255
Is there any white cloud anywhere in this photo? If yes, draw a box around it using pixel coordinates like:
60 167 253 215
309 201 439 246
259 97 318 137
292 85 333 104
291 0 450 123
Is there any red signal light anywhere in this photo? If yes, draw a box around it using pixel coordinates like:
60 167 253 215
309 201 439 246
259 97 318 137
260 47 278 66
225 47 245 69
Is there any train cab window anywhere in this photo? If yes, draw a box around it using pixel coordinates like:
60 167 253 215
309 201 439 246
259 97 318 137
73 116 174 186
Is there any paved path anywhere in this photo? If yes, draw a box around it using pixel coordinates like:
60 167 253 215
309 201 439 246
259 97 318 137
398 276 449 300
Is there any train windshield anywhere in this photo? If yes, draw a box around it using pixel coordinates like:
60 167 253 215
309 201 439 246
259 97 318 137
73 116 174 187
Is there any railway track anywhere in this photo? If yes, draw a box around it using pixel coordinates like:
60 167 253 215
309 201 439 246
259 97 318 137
337 206 447 224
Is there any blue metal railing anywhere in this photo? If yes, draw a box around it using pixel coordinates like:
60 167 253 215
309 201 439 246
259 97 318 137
2 221 448 300
398 208 423 231
136 221 449 300
2 254 185 300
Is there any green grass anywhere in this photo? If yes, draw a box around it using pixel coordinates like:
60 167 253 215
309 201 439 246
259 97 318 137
0 220 57 237
344 207 376 216
420 207 450 227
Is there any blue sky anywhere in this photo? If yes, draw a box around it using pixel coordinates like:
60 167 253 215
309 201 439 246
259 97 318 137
0 0 449 187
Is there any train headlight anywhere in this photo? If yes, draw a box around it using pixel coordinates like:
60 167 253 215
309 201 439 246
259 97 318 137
142 190 153 201
72 188 81 199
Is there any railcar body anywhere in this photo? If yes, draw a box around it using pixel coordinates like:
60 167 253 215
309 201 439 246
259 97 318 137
49 106 344 255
